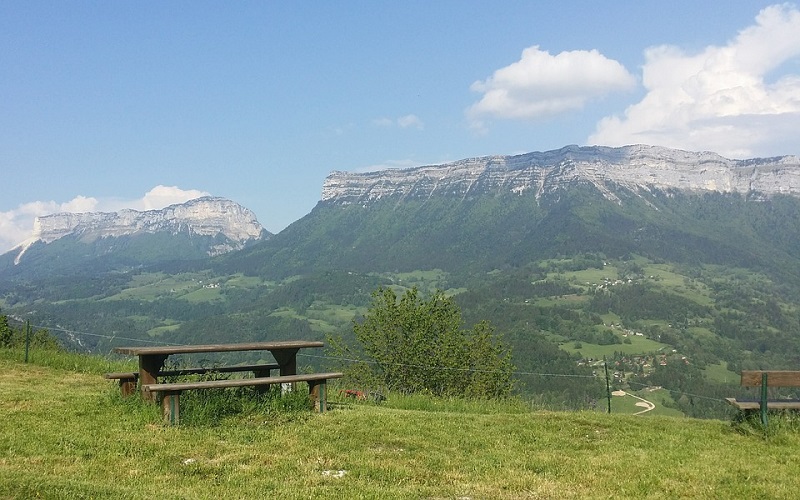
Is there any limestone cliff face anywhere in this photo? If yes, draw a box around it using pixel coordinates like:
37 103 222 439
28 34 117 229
14 197 266 264
33 197 264 243
321 145 800 205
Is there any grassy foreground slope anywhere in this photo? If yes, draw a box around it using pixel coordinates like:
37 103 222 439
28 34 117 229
1 358 799 499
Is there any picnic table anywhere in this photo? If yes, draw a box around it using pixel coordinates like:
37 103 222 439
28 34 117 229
113 340 324 401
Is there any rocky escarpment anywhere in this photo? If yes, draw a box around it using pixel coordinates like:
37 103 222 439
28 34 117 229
13 196 266 264
322 145 800 205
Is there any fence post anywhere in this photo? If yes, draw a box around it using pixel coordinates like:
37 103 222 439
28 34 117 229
760 372 768 428
24 320 31 363
604 356 612 414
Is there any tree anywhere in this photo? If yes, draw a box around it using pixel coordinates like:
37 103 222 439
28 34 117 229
343 287 514 398
0 313 12 347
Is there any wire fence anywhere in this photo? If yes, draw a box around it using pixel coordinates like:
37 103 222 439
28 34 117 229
6 317 732 407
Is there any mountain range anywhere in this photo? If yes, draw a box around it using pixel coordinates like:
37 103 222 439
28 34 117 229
323 144 800 204
6 144 800 275
215 145 800 282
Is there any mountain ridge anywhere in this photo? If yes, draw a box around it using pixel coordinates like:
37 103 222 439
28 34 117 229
8 196 267 266
322 144 800 205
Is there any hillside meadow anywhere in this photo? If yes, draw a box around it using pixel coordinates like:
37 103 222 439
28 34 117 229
1 350 799 499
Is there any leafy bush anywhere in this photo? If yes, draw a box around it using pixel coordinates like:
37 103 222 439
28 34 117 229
334 287 514 399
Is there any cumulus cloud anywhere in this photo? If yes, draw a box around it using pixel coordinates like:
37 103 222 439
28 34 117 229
589 4 800 157
373 114 425 130
0 185 209 253
136 185 209 211
467 45 636 131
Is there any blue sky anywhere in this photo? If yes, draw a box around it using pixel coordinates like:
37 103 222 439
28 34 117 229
2 1 800 251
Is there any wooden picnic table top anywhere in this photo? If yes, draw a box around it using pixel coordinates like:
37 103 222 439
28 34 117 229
113 340 324 357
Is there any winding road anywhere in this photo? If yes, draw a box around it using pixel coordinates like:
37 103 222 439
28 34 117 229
612 390 656 415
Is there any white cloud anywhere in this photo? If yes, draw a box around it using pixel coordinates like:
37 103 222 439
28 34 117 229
372 117 394 127
397 114 424 129
467 45 636 131
0 185 209 253
136 185 209 211
589 4 800 157
373 114 425 130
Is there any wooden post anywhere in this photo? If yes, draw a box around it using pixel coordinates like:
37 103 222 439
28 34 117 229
119 377 137 397
760 372 768 428
24 321 31 363
604 356 612 414
139 354 168 401
272 349 299 376
272 348 300 392
254 367 273 394
162 391 181 425
309 380 327 412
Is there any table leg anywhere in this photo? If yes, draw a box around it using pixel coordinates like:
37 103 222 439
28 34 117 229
139 354 168 401
271 348 299 393
271 348 299 376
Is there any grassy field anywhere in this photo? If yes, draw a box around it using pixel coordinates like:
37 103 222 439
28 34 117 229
2 352 799 499
703 361 741 385
560 334 669 358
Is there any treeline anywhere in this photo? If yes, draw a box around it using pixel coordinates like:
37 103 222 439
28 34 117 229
587 283 709 322
0 311 60 351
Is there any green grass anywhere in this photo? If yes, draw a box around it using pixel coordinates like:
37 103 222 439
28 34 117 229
181 287 223 302
0 347 135 375
147 323 181 337
305 302 361 324
704 361 740 385
270 304 359 335
104 272 199 301
599 389 684 418
103 271 267 302
639 388 686 418
2 353 800 498
561 335 669 358
547 266 618 290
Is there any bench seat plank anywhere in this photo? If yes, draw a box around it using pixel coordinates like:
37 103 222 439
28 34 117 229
104 364 280 379
158 363 280 377
143 372 344 424
104 372 138 397
104 372 138 380
726 398 800 411
105 364 282 397
143 372 342 392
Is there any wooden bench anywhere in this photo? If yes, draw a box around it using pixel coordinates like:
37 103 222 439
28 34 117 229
114 341 324 401
104 363 281 397
105 371 140 397
142 372 344 424
726 370 800 426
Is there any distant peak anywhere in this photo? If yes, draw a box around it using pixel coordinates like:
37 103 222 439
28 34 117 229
10 197 267 264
